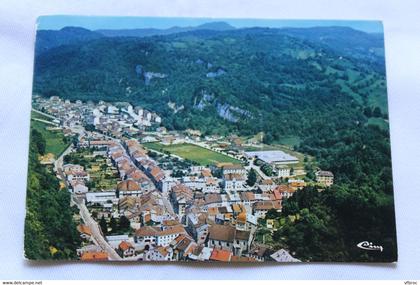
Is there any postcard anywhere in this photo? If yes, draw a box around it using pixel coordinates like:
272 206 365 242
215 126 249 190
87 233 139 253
25 16 397 262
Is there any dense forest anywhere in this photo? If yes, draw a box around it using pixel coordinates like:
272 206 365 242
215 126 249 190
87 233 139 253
31 24 397 261
24 128 80 260
33 26 388 138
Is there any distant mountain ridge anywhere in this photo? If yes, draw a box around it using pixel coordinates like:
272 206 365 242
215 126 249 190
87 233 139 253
96 21 236 38
35 27 103 54
35 22 236 54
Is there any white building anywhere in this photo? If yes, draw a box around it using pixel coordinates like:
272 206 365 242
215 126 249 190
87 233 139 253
277 166 291 178
223 173 246 192
222 164 247 175
134 225 186 247
245 150 299 166
86 191 117 204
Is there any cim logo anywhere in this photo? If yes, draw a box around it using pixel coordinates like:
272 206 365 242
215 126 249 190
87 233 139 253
357 241 383 252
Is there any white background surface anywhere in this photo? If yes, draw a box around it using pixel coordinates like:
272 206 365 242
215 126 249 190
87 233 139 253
1 0 420 280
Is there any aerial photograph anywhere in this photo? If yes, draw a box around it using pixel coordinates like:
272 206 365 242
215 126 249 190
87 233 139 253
24 16 397 262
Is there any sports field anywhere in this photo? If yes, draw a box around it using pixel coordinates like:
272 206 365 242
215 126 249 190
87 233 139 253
143 142 240 166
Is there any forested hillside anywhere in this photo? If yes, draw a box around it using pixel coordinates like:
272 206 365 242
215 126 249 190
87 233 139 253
33 26 388 137
24 128 80 260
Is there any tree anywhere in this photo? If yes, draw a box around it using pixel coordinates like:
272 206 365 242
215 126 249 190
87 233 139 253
247 169 257 186
261 164 273 176
265 208 281 219
85 180 96 189
31 129 46 155
373 107 382 117
85 124 95 131
363 107 372 117
109 217 118 233
119 216 131 232
99 216 108 235
290 167 295 176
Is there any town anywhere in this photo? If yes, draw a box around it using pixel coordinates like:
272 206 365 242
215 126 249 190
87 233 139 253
32 95 334 262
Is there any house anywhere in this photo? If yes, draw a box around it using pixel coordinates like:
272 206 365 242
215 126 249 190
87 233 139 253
315 170 334 186
240 192 256 206
288 179 306 189
77 224 92 240
222 164 246 175
259 179 276 192
270 249 301 262
170 234 196 261
186 212 210 243
105 235 130 249
63 164 84 175
277 165 291 178
80 251 109 261
209 248 232 262
207 224 251 255
145 246 173 261
86 191 117 204
118 196 138 212
248 245 270 262
67 171 90 184
223 173 246 192
253 201 281 219
274 185 296 199
235 211 248 230
170 184 194 217
73 182 88 194
106 105 119 114
187 245 213 261
186 129 202 137
161 177 177 195
118 241 136 258
207 224 235 251
204 193 224 208
134 225 186 247
117 179 142 197
182 176 206 191
149 166 165 188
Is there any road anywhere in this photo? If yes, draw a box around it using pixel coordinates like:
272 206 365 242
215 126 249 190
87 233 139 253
72 195 122 261
32 118 59 126
162 194 176 217
54 144 73 173
31 108 57 120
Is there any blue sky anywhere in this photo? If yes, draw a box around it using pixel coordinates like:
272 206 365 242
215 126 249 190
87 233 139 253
37 16 383 33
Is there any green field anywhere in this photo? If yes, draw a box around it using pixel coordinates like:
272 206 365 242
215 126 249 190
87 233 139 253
31 119 69 157
143 142 241 166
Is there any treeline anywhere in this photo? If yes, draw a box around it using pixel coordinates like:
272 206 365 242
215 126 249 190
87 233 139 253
271 185 396 262
268 121 397 262
24 129 81 260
